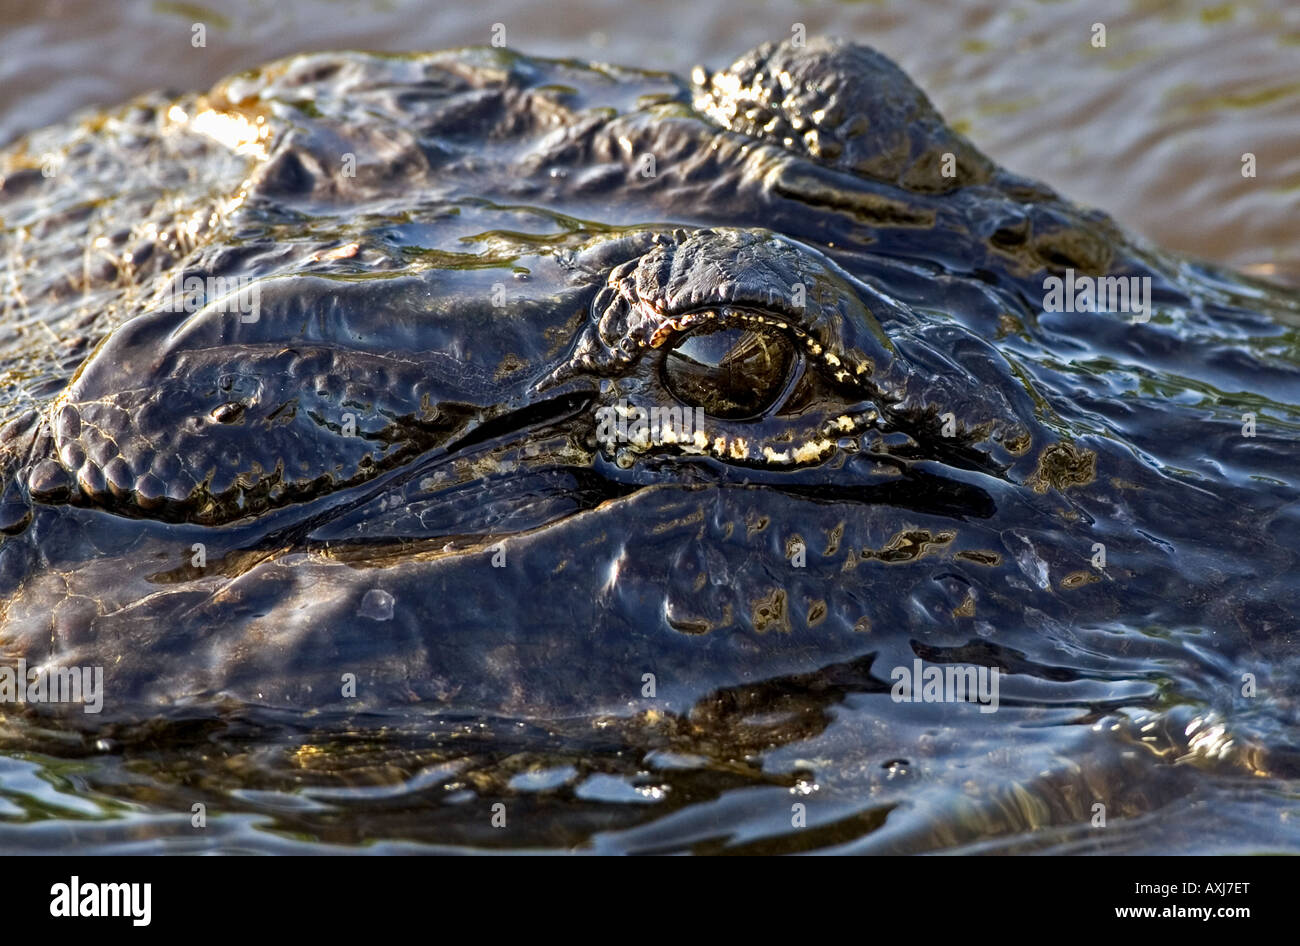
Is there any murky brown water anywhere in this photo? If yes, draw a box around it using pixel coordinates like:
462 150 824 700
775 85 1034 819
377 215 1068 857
3 0 1299 277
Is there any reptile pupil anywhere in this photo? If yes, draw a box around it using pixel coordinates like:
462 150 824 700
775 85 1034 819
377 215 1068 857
661 325 795 419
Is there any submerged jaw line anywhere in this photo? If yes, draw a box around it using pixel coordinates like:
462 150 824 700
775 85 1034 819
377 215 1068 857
247 389 599 548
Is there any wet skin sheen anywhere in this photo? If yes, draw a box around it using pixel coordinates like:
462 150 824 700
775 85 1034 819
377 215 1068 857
0 39 1298 851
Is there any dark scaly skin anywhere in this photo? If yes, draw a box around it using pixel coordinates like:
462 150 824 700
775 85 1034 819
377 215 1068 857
0 40 1298 851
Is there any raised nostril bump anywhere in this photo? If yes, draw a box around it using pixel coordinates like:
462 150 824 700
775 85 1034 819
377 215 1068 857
210 402 245 424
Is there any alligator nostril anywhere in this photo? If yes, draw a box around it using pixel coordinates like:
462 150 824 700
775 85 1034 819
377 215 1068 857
210 402 245 424
990 220 1029 247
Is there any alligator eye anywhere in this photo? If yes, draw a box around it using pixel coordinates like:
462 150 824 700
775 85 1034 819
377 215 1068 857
661 326 795 419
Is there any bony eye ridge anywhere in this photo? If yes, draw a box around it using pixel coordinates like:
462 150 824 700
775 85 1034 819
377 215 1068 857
661 324 796 419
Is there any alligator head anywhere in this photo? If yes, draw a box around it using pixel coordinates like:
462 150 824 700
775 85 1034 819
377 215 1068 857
0 40 1297 805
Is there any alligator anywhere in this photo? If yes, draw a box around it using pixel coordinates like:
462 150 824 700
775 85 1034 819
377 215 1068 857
0 39 1298 852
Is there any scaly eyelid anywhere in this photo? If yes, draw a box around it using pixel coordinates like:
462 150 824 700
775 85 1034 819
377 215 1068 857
647 306 802 350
